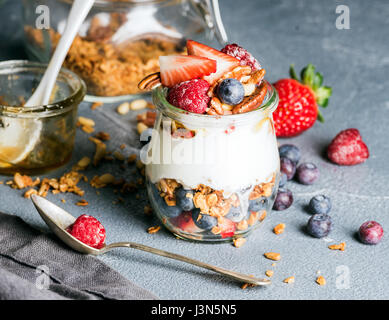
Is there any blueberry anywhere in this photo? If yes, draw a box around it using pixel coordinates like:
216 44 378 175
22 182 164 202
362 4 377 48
359 221 384 245
273 188 293 211
192 209 218 230
280 157 296 180
307 214 332 238
248 197 268 212
151 184 181 218
279 144 301 164
279 173 287 188
309 195 331 215
296 162 319 185
226 205 246 222
217 78 244 105
175 187 195 211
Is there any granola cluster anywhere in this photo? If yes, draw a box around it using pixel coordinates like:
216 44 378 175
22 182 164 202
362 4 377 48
24 14 186 97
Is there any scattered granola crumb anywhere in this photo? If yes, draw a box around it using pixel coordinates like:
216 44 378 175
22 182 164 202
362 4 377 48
76 156 91 170
24 188 38 198
113 150 125 161
91 101 103 110
271 263 276 267
95 131 110 141
233 237 246 248
61 199 66 203
283 276 295 284
147 226 161 234
316 275 326 286
91 173 115 188
78 116 95 127
265 270 274 277
144 205 153 216
120 144 126 150
264 252 281 261
328 242 346 251
81 125 95 134
273 223 285 235
128 154 137 164
76 199 89 206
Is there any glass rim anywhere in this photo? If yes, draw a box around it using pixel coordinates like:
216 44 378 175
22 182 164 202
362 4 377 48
152 80 279 126
0 60 86 118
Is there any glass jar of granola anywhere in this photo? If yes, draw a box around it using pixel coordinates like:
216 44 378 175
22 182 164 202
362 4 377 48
22 0 228 101
143 81 280 242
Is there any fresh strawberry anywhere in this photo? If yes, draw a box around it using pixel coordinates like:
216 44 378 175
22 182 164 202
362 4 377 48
327 129 369 165
167 79 210 114
221 43 261 71
218 217 236 238
273 64 332 137
186 40 240 84
159 55 216 87
171 211 202 234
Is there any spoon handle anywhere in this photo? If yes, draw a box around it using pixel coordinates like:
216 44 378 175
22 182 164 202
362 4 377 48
102 241 270 286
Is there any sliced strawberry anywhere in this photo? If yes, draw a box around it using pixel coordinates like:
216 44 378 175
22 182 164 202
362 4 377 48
159 55 216 88
218 217 236 239
186 40 240 84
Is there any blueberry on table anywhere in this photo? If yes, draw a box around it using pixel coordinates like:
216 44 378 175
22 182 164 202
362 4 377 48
192 209 218 230
175 187 195 211
217 78 244 105
359 221 384 245
273 188 293 211
225 205 246 222
280 157 296 180
296 162 319 185
309 195 331 215
279 144 301 164
307 214 332 238
279 172 287 188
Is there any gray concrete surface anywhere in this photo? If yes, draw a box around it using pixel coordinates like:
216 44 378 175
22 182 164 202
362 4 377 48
0 0 388 299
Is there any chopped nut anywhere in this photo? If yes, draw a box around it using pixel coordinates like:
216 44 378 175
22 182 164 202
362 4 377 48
147 226 161 234
95 131 110 141
117 102 130 115
237 219 248 231
233 237 246 248
24 188 38 198
283 276 295 284
92 141 107 166
77 156 91 169
76 199 89 206
78 116 95 127
61 199 66 203
137 122 148 135
273 223 285 235
316 276 326 286
130 99 148 110
264 252 281 261
98 173 115 185
91 101 103 110
328 242 346 251
81 125 95 133
265 270 274 277
113 150 125 161
13 173 33 189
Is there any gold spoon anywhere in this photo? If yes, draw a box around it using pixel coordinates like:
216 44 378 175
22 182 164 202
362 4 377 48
31 194 270 287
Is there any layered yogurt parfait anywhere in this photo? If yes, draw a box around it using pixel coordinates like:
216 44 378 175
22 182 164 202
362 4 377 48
139 40 280 241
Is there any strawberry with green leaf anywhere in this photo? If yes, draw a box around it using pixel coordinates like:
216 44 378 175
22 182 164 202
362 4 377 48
273 64 332 137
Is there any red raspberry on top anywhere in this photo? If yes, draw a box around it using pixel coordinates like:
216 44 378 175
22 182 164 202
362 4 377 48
221 43 261 71
167 79 210 114
67 214 106 249
327 129 369 165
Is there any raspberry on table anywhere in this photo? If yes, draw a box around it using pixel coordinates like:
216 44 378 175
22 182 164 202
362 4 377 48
67 214 106 249
221 43 261 71
167 79 210 114
359 221 384 245
327 128 369 165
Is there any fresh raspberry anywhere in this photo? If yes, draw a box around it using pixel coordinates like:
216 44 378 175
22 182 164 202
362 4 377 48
167 79 210 114
67 214 106 249
327 129 369 165
221 43 261 71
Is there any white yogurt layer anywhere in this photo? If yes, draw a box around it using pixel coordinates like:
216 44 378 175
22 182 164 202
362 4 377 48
146 114 279 194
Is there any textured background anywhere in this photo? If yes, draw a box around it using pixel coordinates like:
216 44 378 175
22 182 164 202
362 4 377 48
0 0 388 299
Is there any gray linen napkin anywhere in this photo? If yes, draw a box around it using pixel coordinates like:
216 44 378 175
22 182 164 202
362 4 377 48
0 212 158 300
